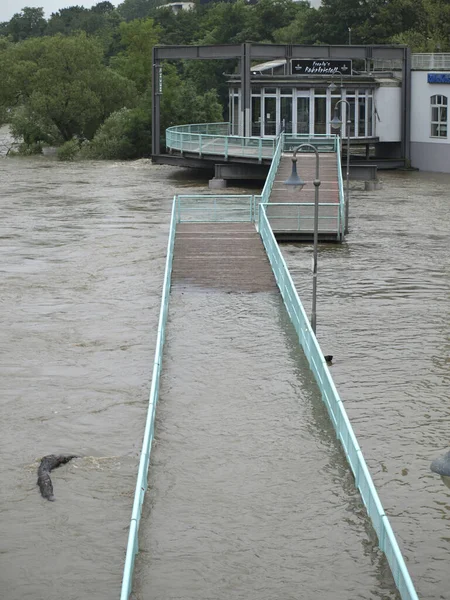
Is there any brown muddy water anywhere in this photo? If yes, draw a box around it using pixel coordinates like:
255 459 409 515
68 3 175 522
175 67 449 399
0 128 449 600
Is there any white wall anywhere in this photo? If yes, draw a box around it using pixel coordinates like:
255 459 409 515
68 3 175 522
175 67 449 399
411 70 450 144
374 86 401 141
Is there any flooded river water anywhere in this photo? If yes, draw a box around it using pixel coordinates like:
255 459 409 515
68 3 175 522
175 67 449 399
0 129 448 599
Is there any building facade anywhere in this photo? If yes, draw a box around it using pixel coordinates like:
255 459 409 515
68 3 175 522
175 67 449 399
410 55 450 173
227 54 404 163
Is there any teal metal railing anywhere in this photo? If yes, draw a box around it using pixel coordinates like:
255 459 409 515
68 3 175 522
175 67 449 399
176 194 257 223
336 137 345 240
258 202 419 600
260 202 341 234
283 133 339 153
257 132 344 240
166 123 275 163
121 193 419 600
260 134 283 204
120 199 177 600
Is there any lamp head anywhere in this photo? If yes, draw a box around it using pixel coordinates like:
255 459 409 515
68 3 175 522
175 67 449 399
284 158 306 191
330 110 343 130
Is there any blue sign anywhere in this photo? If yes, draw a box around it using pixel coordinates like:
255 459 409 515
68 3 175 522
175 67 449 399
428 73 450 84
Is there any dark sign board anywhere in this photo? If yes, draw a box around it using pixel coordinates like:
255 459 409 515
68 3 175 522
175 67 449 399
291 59 352 75
428 73 450 84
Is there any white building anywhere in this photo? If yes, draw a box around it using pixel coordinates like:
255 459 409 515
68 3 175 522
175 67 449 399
410 54 450 173
227 52 450 173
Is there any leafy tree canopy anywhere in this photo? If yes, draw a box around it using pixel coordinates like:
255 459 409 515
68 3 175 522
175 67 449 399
0 33 137 142
111 18 161 93
117 0 164 22
6 7 47 42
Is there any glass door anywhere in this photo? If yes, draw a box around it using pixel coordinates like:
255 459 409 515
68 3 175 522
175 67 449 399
296 94 310 134
263 96 277 136
280 95 293 133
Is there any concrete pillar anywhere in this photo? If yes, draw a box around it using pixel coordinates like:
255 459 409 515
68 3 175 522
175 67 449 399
209 178 227 189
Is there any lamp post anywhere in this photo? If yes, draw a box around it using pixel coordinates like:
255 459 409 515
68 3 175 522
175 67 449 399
284 144 321 334
330 99 351 234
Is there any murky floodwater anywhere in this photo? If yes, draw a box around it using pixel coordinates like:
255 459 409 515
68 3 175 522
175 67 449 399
0 125 448 599
281 171 450 600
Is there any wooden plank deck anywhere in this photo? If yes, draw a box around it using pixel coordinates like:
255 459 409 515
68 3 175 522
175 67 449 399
267 153 341 242
171 223 278 293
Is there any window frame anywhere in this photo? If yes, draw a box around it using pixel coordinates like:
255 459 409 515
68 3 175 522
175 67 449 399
430 94 448 139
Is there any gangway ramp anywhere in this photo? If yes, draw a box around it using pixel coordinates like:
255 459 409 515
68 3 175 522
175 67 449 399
267 153 342 242
131 219 400 599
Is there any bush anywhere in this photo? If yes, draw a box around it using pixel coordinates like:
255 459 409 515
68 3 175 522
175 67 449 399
9 105 60 148
83 107 151 160
57 139 81 161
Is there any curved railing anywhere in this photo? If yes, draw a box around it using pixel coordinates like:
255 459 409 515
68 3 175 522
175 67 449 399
166 122 276 162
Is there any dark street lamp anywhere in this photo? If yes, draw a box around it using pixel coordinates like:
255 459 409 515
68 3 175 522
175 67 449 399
284 144 321 334
330 99 351 234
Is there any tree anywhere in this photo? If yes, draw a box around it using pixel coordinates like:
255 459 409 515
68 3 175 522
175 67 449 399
0 33 137 143
6 7 47 42
112 18 161 94
160 64 223 135
117 0 164 22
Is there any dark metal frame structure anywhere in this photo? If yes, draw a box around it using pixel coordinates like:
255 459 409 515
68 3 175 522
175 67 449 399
152 43 411 161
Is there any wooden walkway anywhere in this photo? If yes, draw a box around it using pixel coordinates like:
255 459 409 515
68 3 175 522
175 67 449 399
267 153 341 242
171 223 277 293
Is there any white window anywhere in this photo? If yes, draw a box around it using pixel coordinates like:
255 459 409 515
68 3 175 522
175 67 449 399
431 95 447 138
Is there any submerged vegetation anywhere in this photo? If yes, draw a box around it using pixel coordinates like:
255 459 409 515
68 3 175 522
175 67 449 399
0 0 445 159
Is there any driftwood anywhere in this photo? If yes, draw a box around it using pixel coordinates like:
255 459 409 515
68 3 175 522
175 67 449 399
37 455 78 501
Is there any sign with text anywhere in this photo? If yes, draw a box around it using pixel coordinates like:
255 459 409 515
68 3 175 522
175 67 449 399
291 59 352 75
428 73 450 84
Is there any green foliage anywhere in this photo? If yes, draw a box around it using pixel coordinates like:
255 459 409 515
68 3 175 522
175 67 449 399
57 138 81 161
153 6 202 45
112 18 161 93
6 7 47 42
160 64 223 133
1 0 447 160
9 104 60 146
0 33 137 144
117 0 165 22
84 107 152 159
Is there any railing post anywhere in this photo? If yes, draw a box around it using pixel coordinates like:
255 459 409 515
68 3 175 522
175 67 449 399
199 134 202 157
225 136 229 160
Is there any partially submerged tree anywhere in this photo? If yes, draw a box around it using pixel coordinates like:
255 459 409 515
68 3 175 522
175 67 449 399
0 33 137 145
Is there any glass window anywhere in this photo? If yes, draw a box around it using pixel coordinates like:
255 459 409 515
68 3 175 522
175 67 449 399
315 88 327 96
346 98 356 137
367 97 373 136
264 87 276 95
281 88 293 95
232 95 240 135
358 94 366 137
297 97 310 134
314 97 327 134
264 97 277 136
280 96 292 133
252 96 261 137
431 95 447 138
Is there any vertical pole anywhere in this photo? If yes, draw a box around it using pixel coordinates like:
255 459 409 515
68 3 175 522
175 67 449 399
152 48 161 157
241 43 252 138
311 149 321 334
345 123 350 234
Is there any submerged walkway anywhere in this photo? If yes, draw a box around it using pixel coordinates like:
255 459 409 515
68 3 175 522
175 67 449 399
132 220 400 600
